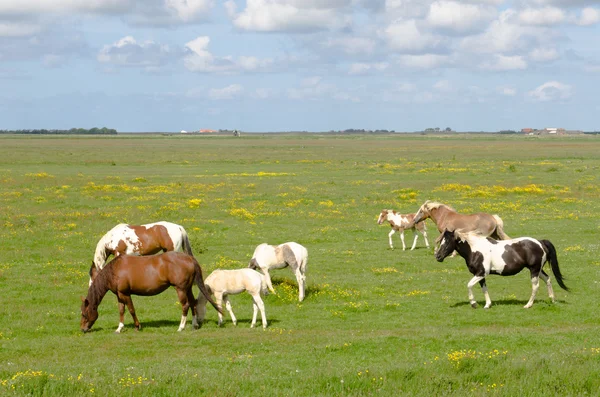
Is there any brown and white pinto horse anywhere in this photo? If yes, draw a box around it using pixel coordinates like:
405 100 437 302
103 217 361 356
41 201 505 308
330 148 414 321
413 201 510 241
377 209 430 250
435 230 568 309
81 252 221 333
91 221 193 285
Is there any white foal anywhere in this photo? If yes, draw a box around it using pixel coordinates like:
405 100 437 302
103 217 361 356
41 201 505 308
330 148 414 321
198 268 268 329
377 209 430 250
249 242 308 302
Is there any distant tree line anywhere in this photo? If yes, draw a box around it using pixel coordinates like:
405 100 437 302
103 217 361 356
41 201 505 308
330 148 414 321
330 129 397 134
0 127 117 135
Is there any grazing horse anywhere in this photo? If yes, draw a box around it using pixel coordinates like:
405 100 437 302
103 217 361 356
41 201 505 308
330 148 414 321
435 229 568 309
377 209 430 250
80 252 221 333
249 242 308 302
90 221 193 285
413 201 510 241
198 269 268 329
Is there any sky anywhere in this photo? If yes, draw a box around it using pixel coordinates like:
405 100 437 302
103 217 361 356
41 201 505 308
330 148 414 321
1 0 600 132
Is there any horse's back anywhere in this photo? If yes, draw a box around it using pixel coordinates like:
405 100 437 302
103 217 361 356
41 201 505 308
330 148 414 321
282 242 308 258
205 269 262 294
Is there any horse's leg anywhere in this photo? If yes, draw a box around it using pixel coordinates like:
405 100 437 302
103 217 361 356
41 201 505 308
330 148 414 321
116 300 126 333
262 268 276 294
410 229 419 250
422 229 430 249
295 268 306 302
186 289 199 330
467 276 485 308
214 292 225 327
250 293 267 329
120 293 141 331
388 229 395 249
479 279 492 309
176 288 190 332
524 273 540 309
223 296 237 326
400 230 407 251
539 270 555 303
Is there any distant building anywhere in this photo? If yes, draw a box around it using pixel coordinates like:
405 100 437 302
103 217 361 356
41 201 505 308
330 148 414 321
198 129 217 133
521 128 534 134
180 130 188 134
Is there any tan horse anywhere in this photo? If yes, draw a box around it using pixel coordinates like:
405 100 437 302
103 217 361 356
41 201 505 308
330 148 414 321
81 252 221 333
413 201 510 240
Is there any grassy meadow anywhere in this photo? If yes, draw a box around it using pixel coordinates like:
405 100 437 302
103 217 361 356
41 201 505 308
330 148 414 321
1 133 599 396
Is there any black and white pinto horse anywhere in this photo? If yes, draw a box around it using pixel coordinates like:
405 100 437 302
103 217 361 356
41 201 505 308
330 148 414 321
435 230 568 309
377 209 430 250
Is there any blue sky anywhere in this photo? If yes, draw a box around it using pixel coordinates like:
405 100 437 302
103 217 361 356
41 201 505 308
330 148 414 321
1 0 600 132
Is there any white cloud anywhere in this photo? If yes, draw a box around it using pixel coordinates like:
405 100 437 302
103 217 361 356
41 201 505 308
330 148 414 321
229 0 351 32
183 36 274 73
209 84 244 100
460 9 552 55
0 0 131 15
480 54 528 70
529 47 559 62
348 62 389 75
288 76 358 101
97 36 177 67
498 86 517 96
0 21 42 37
518 7 565 26
383 19 444 53
433 79 452 92
396 53 450 69
528 81 572 101
322 37 377 56
573 7 600 26
426 1 497 33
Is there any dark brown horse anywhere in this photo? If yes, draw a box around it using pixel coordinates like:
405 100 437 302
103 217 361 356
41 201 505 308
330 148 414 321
81 252 221 333
413 201 510 241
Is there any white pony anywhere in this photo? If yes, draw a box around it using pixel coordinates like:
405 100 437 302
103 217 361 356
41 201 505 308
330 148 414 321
197 269 268 329
91 221 192 285
249 242 308 302
377 209 430 250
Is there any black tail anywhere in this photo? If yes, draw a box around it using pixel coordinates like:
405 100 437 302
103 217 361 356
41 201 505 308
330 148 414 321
193 261 223 315
541 240 569 291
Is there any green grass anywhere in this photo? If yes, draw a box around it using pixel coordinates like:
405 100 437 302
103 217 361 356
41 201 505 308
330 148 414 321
1 133 600 396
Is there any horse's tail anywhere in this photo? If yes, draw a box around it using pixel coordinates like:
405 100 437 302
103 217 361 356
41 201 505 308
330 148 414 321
193 260 223 315
540 240 569 291
492 214 511 240
180 227 193 256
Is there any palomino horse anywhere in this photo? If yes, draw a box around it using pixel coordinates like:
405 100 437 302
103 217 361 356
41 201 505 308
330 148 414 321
435 229 568 309
90 221 193 285
413 201 510 241
198 269 268 329
249 242 308 302
81 252 221 333
377 209 430 250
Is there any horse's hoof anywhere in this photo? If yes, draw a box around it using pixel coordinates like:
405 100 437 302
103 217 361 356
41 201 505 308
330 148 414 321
484 305 491 309
470 302 478 308
523 304 532 309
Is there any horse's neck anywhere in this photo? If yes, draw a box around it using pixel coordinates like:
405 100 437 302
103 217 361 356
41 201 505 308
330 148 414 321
432 206 453 228
87 278 111 307
93 235 111 266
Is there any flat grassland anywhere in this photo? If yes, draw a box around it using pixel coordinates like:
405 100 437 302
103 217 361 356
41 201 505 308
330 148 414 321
1 134 599 396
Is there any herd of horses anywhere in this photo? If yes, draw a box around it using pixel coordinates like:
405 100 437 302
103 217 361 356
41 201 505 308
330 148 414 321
81 221 308 332
81 200 569 333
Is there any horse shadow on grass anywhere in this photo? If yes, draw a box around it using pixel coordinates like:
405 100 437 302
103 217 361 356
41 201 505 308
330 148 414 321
449 298 569 309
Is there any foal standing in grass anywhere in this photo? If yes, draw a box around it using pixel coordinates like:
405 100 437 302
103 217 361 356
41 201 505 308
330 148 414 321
249 242 308 302
377 209 430 250
198 269 268 329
